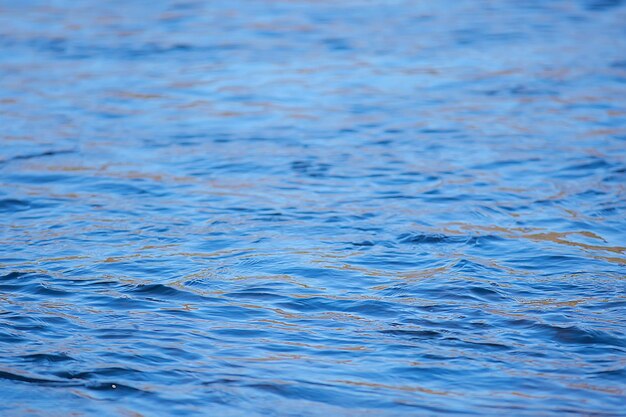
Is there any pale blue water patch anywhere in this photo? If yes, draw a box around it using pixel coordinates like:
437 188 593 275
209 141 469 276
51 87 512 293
1 0 625 415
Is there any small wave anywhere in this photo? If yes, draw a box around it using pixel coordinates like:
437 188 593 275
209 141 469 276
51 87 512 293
0 369 79 387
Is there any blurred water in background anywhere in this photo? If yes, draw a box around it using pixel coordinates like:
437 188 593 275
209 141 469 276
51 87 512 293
1 0 625 415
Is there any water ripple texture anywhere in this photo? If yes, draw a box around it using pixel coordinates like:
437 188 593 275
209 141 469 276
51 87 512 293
1 0 625 415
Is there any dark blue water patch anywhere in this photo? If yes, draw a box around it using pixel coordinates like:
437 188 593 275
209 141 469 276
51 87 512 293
21 353 74 364
6 173 79 184
380 329 444 340
0 198 40 212
397 232 502 246
291 160 331 178
0 34 242 61
522 323 626 349
0 369 82 387
0 149 74 165
479 85 560 97
125 282 221 303
591 367 626 381
585 0 625 10
225 289 286 301
456 30 527 46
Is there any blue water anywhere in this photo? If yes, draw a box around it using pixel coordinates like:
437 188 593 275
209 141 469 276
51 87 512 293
1 0 625 415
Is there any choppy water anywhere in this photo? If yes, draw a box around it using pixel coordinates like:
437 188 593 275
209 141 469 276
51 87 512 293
1 0 626 415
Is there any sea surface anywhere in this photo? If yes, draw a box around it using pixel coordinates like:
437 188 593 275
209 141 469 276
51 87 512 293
1 0 625 415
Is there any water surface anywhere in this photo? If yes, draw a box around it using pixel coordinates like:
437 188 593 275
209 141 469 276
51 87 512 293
1 0 625 415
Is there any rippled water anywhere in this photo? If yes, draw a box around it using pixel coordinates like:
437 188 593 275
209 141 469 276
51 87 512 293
1 0 626 415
